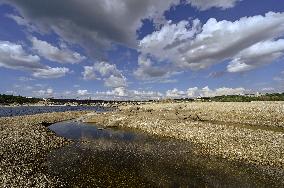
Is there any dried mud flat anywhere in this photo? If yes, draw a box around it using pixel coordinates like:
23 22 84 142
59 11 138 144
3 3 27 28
0 111 90 187
85 101 284 185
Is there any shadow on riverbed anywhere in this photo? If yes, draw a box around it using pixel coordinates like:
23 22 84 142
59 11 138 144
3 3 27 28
46 121 282 187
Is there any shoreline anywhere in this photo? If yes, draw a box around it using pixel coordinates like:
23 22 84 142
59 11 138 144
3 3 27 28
0 111 91 187
0 104 102 107
84 101 284 182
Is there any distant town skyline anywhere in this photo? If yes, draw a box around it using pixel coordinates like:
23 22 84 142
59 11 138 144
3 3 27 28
0 0 284 100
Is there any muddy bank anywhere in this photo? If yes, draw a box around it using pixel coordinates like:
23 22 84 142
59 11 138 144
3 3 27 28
0 111 90 187
85 102 284 183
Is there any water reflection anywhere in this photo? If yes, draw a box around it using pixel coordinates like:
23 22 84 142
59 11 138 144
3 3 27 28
47 121 283 187
49 121 146 141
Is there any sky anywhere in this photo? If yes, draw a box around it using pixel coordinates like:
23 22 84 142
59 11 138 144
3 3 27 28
0 0 284 100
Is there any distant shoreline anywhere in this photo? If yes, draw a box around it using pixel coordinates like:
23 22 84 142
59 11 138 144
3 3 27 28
0 105 108 118
1 92 284 106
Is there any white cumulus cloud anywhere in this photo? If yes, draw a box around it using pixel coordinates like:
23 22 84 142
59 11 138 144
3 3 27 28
95 87 163 100
187 0 241 10
82 66 97 80
104 75 127 88
227 39 284 72
138 12 284 79
33 88 54 97
82 61 127 88
31 37 86 64
166 86 246 98
134 55 173 80
0 40 69 79
32 67 70 79
4 0 240 58
0 41 42 70
77 89 90 96
166 88 186 98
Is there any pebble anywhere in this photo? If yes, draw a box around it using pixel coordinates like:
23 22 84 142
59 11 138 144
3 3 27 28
85 101 284 182
0 111 90 187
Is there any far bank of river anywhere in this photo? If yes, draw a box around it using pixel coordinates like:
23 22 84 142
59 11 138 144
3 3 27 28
0 105 108 117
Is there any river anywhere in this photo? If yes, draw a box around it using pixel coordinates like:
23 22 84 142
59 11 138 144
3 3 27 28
0 106 106 117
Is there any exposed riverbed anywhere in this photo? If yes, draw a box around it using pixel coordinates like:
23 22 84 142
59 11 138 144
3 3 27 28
46 120 283 187
84 102 284 187
1 102 283 187
0 111 93 187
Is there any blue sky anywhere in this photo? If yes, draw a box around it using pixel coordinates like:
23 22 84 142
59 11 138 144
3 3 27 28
0 0 284 100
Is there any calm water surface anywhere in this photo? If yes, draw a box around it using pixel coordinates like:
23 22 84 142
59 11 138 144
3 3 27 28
47 121 282 187
0 106 106 117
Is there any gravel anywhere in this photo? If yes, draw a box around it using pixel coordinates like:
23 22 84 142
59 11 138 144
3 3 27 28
0 111 90 187
85 101 284 183
1 102 283 186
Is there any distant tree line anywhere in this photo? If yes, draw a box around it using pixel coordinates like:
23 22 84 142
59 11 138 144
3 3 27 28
1 93 284 104
0 94 42 104
202 93 284 102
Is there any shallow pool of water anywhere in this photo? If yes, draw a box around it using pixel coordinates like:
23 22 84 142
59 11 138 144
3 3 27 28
48 120 147 141
47 121 282 187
